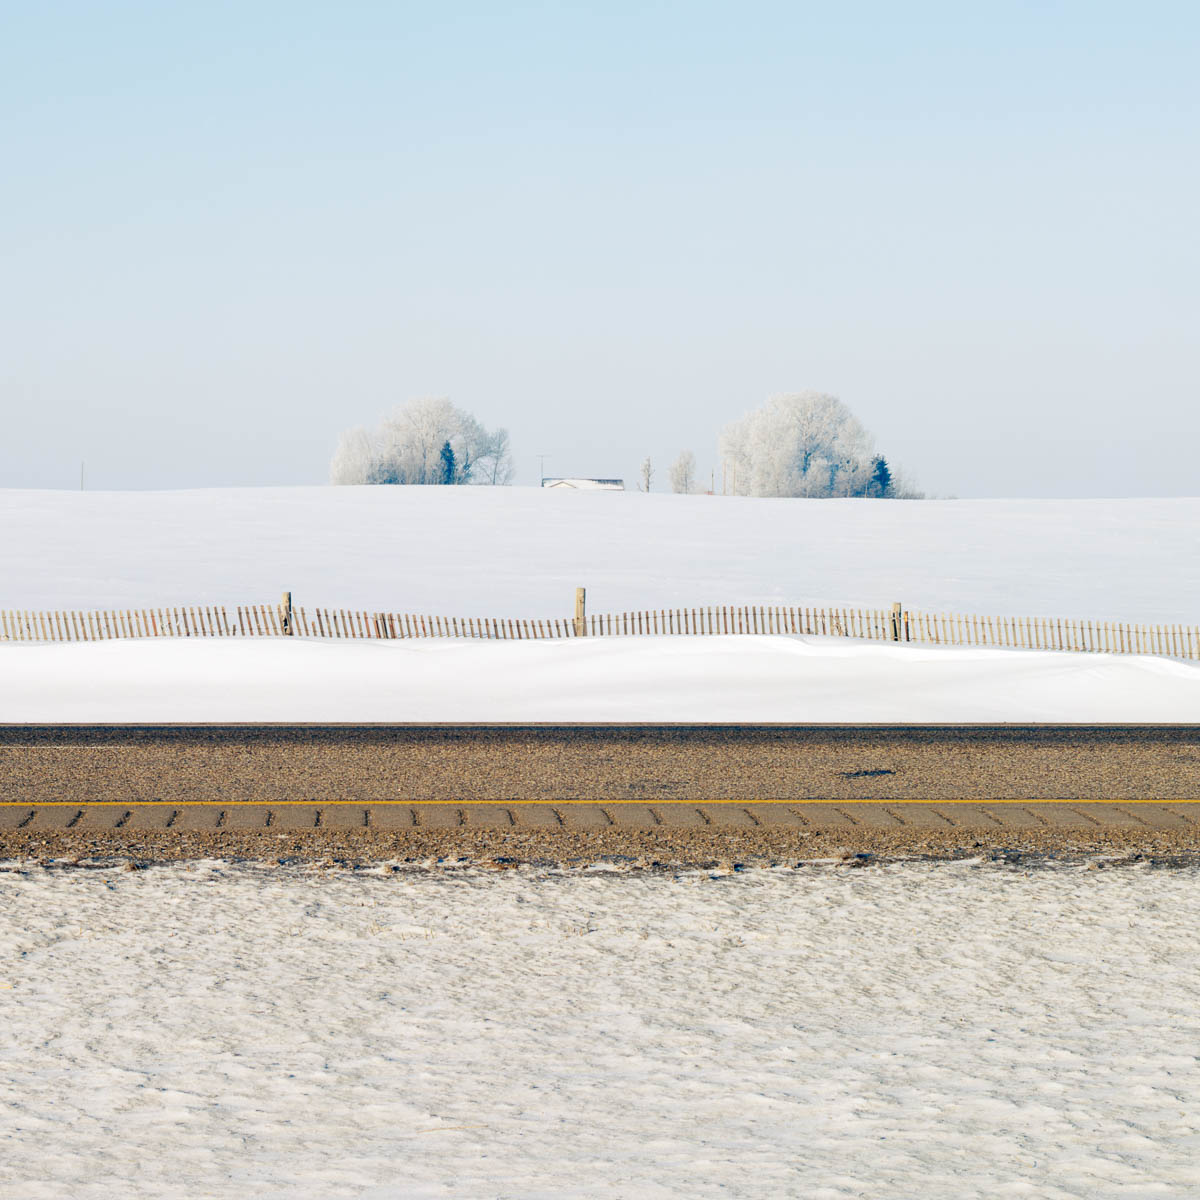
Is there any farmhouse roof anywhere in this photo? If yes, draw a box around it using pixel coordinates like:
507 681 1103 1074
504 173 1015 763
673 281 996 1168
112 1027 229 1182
541 477 625 491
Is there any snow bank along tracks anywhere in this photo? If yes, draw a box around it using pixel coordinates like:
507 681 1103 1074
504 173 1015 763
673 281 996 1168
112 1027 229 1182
2 725 1200 860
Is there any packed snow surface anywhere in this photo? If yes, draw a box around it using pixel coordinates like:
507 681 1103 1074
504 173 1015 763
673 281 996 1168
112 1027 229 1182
2 861 1199 1199
3 486 1199 621
4 636 1200 722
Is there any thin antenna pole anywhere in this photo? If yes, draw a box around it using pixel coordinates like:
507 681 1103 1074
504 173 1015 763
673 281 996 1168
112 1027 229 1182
80 461 85 491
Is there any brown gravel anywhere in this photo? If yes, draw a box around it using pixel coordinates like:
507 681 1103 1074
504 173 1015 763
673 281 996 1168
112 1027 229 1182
3 723 1200 803
4 725 1200 866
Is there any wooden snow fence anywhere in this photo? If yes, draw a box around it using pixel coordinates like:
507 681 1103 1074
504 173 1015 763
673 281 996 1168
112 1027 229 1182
1 599 1198 661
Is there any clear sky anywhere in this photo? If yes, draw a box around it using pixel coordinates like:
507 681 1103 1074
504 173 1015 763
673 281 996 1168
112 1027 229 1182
2 1 1196 496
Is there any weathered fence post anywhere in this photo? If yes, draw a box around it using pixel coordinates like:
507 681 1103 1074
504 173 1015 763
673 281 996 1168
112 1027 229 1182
281 591 293 636
574 587 587 637
890 601 903 642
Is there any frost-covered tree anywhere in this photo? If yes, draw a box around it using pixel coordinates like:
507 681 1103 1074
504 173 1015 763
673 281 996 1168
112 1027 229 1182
329 426 377 486
639 456 654 492
669 450 696 494
718 392 919 498
475 427 515 485
330 398 510 486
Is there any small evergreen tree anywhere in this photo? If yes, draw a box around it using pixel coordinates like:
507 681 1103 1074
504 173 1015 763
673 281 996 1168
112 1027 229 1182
439 440 457 485
868 455 893 498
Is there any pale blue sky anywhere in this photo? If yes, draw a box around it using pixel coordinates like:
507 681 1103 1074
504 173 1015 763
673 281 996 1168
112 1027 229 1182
2 1 1196 494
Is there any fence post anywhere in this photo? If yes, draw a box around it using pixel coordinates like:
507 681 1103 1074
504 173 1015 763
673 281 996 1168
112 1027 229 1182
281 591 293 636
890 602 903 642
574 587 587 637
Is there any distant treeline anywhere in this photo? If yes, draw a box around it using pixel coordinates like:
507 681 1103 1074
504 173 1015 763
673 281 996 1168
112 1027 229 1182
330 391 919 498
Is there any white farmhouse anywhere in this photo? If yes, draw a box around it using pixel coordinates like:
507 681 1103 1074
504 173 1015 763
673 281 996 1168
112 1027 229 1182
542 477 625 491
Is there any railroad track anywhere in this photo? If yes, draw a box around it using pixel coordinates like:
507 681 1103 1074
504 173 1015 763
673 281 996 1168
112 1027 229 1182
3 725 1199 860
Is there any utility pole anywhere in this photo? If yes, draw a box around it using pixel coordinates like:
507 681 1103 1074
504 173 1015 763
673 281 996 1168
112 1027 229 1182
80 461 85 491
537 455 549 486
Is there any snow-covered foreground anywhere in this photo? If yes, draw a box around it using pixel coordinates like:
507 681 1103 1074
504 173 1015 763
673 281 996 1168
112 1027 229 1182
3 486 1200 622
4 635 1200 722
2 861 1199 1199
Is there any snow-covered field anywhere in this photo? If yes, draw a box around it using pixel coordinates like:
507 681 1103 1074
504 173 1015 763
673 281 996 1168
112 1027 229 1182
3 486 1199 620
2 860 1199 1199
3 486 1200 722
